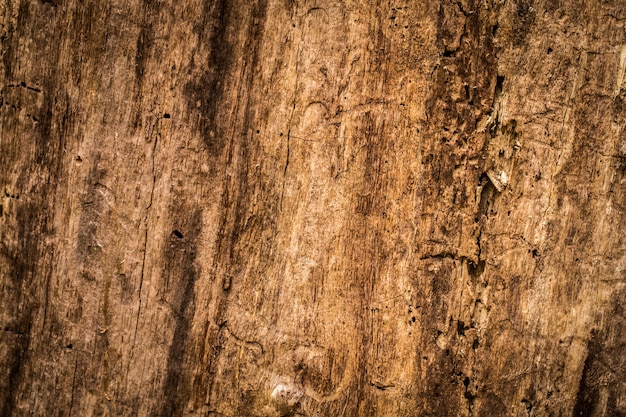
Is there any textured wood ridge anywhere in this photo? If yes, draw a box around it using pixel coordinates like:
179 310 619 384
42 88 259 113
1 0 625 416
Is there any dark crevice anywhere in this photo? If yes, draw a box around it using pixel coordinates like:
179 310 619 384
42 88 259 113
6 82 43 93
420 251 458 261
472 338 480 350
443 48 459 57
495 75 505 96
454 0 469 17
370 382 395 391
489 74 505 130
521 398 533 415
284 129 291 176
467 258 485 278
464 390 476 411
457 320 467 336
478 173 499 220
493 75 505 107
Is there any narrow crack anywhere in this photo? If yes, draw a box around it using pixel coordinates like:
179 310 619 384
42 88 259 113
129 128 158 375
68 355 78 417
419 251 459 261
223 323 264 354
370 381 395 391
284 128 291 176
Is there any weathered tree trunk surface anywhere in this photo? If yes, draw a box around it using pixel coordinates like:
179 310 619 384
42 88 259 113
1 0 625 416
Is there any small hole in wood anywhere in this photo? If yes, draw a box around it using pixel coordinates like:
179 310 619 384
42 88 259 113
172 230 183 239
163 113 171 119
495 75 505 96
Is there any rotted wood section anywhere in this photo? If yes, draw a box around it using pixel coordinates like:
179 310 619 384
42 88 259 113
1 0 625 416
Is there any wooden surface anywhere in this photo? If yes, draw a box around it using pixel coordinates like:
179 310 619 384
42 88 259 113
1 0 625 415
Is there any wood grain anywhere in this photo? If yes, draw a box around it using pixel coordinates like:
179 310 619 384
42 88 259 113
1 0 625 415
